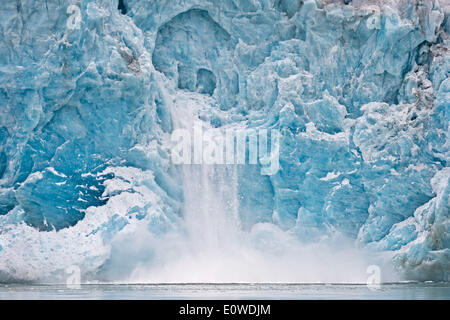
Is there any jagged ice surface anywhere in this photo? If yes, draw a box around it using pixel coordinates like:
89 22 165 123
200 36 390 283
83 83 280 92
0 0 448 282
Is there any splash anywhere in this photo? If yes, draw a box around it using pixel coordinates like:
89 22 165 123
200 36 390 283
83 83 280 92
124 92 396 284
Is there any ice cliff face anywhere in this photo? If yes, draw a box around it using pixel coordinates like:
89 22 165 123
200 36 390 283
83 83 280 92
0 0 448 282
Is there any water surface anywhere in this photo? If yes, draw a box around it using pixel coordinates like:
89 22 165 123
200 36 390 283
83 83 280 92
0 283 448 300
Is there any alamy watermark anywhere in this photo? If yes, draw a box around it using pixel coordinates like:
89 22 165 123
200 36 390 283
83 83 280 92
65 264 81 289
66 4 82 30
366 265 381 290
170 122 280 175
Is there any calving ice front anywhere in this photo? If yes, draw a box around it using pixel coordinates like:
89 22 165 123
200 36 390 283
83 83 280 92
170 122 280 175
0 0 448 287
179 304 270 317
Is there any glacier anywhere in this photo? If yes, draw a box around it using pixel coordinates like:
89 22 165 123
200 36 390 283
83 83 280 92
0 0 448 283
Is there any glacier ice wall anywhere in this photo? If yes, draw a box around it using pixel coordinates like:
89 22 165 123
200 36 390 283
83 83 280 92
0 0 448 282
